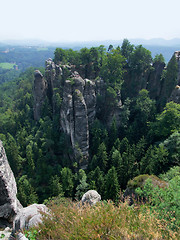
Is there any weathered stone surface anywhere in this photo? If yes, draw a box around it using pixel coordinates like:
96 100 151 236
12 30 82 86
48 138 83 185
148 61 165 100
16 232 28 240
13 204 48 233
0 227 12 240
174 51 180 85
84 79 96 124
169 85 180 104
81 190 101 206
0 140 22 222
35 60 125 168
33 70 47 120
60 75 90 168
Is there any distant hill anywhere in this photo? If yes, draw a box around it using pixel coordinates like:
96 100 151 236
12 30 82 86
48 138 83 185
1 38 180 63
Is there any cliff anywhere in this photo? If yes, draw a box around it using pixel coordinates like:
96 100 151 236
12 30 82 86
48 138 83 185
33 51 180 168
33 61 122 168
0 140 22 224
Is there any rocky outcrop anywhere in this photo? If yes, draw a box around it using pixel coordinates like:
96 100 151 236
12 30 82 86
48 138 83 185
123 174 168 205
13 204 48 233
174 51 180 85
33 70 47 121
0 227 12 240
33 61 123 168
0 140 22 223
148 61 165 100
169 85 180 104
81 190 101 206
60 73 92 169
10 204 48 240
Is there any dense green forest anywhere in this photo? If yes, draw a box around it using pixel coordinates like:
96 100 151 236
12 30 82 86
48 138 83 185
0 46 54 84
0 40 179 233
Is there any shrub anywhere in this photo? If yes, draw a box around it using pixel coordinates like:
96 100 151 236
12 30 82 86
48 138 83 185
34 198 178 239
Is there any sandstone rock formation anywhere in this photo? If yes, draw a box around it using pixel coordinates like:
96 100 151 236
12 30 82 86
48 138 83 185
148 61 165 100
33 61 128 168
0 227 12 240
0 140 22 223
13 203 48 233
81 190 101 206
169 85 180 104
60 74 91 169
174 51 180 85
33 70 47 121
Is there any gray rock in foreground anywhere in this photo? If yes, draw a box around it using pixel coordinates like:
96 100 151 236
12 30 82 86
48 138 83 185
0 140 22 222
81 190 101 206
13 203 48 233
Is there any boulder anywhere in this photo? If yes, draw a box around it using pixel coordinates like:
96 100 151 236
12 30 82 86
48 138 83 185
13 203 48 233
0 140 22 222
81 190 101 206
0 227 12 240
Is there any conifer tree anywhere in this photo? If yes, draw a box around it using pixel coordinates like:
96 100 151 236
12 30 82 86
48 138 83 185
105 166 120 202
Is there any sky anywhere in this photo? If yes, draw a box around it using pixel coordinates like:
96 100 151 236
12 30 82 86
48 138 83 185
1 0 180 42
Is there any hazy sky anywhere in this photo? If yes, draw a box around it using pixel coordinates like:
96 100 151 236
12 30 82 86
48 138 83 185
1 0 180 42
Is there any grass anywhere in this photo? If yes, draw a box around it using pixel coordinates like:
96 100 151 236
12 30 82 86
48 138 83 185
31 198 179 240
0 62 16 69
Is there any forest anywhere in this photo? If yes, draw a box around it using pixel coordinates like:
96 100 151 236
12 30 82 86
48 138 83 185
0 46 54 84
0 39 179 238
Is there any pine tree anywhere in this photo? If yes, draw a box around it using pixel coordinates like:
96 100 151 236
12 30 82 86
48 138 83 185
60 167 74 197
105 166 120 202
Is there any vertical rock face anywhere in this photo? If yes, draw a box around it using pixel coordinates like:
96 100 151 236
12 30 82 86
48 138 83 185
60 74 91 169
84 79 96 124
33 70 47 121
174 51 180 85
169 85 180 104
148 61 165 100
33 60 124 168
0 140 22 222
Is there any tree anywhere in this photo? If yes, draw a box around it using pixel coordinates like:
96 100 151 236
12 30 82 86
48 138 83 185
153 53 165 64
97 142 108 172
54 48 67 63
49 175 64 198
129 45 152 72
105 167 120 202
161 131 180 167
111 149 124 187
149 102 180 141
121 39 134 63
100 47 125 88
88 166 105 198
75 169 88 200
140 145 169 175
26 141 35 175
4 133 24 176
128 89 156 141
17 175 38 207
60 167 74 197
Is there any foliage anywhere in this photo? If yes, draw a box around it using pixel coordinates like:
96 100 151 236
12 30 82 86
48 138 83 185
135 174 180 231
100 47 125 88
35 198 178 239
149 101 180 141
153 53 165 63
0 41 179 213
